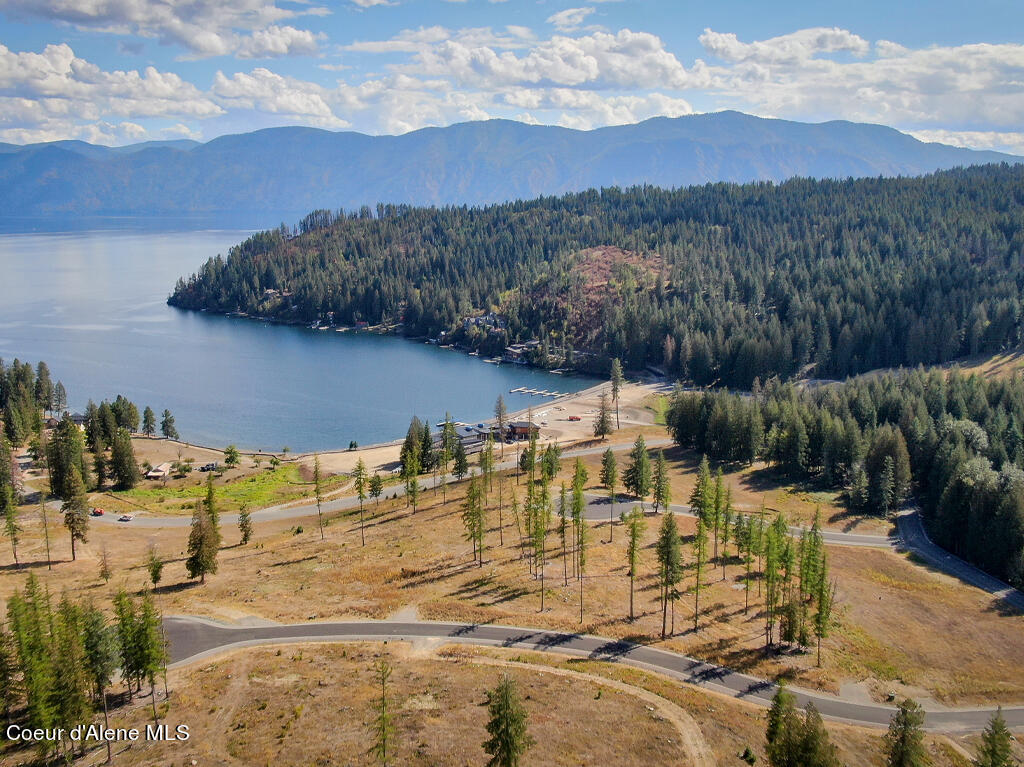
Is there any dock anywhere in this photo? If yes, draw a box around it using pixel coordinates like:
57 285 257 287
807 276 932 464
508 387 567 398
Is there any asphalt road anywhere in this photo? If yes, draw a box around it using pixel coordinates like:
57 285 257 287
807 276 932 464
164 615 1023 733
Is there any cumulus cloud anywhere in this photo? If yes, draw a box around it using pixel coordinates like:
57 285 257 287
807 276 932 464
212 68 349 128
0 0 327 58
699 31 1024 131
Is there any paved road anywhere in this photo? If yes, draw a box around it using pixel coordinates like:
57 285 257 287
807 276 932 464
895 509 1024 612
164 615 1023 733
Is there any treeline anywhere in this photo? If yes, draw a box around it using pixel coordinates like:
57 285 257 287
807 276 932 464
169 165 1024 385
1 359 66 445
0 575 168 761
667 367 1024 586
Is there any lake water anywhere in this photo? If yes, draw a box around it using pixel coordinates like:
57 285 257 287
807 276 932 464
0 228 595 452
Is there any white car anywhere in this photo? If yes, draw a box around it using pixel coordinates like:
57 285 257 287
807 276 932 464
118 514 133 522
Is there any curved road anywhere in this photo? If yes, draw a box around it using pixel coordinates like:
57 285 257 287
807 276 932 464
164 615 1023 733
97 440 1024 610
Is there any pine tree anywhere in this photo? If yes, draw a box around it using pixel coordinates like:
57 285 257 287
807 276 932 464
81 604 118 764
721 487 733 580
531 482 551 611
160 409 178 440
142 406 156 437
405 449 421 513
109 427 140 489
594 391 614 439
462 476 485 565
313 454 325 540
975 707 1013 767
623 508 646 621
453 441 468 481
656 510 682 638
558 483 569 585
353 457 368 546
186 484 220 583
138 591 168 724
146 543 164 586
600 448 618 541
238 502 253 544
883 698 929 767
98 547 112 583
114 589 141 697
369 473 384 508
610 358 624 429
369 659 397 766
52 595 92 756
571 462 586 579
814 552 834 667
482 674 534 767
494 396 508 458
693 515 708 633
711 468 724 561
652 450 671 513
577 493 588 624
623 435 652 507
2 486 20 567
62 465 89 560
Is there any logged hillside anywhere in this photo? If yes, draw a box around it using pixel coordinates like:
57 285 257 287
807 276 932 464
169 164 1024 386
1 112 1018 219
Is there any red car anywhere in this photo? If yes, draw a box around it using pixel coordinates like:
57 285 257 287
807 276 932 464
90 508 104 516
568 415 582 421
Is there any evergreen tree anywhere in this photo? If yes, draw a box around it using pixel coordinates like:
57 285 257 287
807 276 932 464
453 441 469 481
623 507 646 621
160 409 178 440
238 503 253 544
600 448 618 541
81 604 118 764
594 391 614 439
98 547 112 583
138 591 168 724
313 454 325 540
623 435 652 507
652 450 671 513
62 465 89 560
814 552 834 667
109 427 140 489
884 699 929 767
186 482 220 583
355 457 368 546
656 510 682 638
531 482 551 611
462 476 485 565
610 358 624 429
693 515 708 633
2 486 19 567
405 449 421 513
482 674 534 767
142 406 156 437
369 659 396 767
494 396 508 457
369 473 384 508
975 708 1013 767
146 543 164 586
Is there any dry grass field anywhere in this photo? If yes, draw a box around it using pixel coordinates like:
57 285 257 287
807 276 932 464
0 642 986 767
4 452 1021 709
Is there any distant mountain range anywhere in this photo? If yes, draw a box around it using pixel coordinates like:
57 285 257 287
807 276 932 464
0 111 1018 224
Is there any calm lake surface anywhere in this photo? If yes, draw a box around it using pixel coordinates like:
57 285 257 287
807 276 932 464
0 229 595 451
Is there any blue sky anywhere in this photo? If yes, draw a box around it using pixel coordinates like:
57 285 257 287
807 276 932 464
1 0 1022 153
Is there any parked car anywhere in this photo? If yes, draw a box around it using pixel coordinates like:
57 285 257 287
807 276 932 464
200 462 219 472
90 507 104 516
568 415 582 421
117 514 133 522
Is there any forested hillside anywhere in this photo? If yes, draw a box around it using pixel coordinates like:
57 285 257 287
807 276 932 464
170 164 1024 386
667 368 1024 587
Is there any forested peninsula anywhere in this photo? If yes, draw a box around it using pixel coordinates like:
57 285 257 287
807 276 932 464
169 164 1024 386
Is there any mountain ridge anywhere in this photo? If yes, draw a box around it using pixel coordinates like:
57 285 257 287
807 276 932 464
0 111 1018 221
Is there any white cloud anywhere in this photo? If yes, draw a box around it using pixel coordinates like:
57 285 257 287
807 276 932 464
0 0 327 59
699 27 869 64
410 29 706 90
546 7 595 32
211 68 349 128
908 129 1024 156
699 30 1024 132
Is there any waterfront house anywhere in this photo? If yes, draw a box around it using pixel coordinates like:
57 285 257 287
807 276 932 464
507 421 540 440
